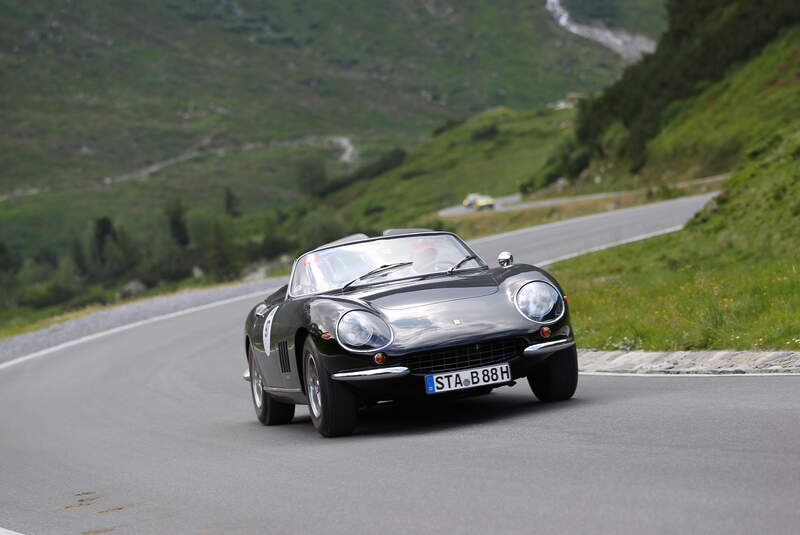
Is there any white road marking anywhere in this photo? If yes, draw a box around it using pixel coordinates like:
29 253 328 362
0 289 274 373
0 527 27 535
536 225 683 266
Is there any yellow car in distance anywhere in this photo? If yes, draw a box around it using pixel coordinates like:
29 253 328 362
463 193 496 211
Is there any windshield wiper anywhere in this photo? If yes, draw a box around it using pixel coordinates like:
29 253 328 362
447 255 478 274
343 262 414 289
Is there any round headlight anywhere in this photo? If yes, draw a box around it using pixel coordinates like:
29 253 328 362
336 311 393 352
515 281 564 323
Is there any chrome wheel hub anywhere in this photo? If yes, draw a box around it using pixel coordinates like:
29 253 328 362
251 358 264 409
306 354 322 419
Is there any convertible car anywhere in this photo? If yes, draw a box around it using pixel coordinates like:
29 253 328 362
243 229 577 437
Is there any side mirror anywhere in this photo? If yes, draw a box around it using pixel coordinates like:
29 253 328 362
498 251 513 267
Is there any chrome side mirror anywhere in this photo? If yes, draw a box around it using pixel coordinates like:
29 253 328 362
498 251 513 267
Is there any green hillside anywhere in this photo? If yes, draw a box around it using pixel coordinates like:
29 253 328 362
1 0 625 195
526 0 800 191
0 0 643 260
2 0 663 333
323 106 574 230
549 22 800 351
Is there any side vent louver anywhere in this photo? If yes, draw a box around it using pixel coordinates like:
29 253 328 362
278 341 291 373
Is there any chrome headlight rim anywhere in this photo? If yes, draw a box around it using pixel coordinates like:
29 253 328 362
514 280 565 324
335 310 394 353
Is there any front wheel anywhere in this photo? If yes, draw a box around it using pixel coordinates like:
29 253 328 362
304 339 358 437
527 346 578 402
249 348 295 425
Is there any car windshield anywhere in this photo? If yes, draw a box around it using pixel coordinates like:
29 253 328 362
290 234 484 296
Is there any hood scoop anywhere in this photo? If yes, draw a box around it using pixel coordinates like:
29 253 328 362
356 272 498 310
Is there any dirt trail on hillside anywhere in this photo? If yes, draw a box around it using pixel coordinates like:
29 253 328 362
0 135 358 201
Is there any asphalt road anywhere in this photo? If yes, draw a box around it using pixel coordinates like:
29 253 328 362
467 193 715 265
3 192 798 535
438 190 621 216
438 175 725 217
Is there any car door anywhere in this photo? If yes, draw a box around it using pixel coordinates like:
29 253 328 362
266 298 304 392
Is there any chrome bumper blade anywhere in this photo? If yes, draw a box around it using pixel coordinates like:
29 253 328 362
523 339 575 357
331 366 410 381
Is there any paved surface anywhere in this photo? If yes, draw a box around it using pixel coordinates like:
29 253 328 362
1 317 798 535
0 278 287 366
6 191 798 535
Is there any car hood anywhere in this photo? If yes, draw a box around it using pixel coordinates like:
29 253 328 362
340 271 538 354
346 270 498 310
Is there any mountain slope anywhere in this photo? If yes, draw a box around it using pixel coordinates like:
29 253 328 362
323 106 574 230
549 23 800 351
1 0 626 194
528 0 800 191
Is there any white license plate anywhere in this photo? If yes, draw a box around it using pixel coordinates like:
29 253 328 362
424 363 511 394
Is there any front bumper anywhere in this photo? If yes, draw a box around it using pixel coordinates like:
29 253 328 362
328 337 574 399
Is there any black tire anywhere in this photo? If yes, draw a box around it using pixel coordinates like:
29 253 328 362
303 338 358 437
249 348 295 425
527 346 578 402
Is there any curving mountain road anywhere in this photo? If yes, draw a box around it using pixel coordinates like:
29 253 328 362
2 193 799 535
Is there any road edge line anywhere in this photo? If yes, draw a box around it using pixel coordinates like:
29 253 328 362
0 289 270 373
537 225 683 266
0 527 28 535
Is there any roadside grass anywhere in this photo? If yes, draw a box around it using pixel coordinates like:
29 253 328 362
552 235 800 351
551 130 800 351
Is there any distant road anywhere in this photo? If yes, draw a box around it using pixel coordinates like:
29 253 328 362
467 193 715 266
438 190 622 216
8 192 793 535
438 175 726 217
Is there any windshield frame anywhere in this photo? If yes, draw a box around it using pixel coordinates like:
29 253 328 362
286 231 486 299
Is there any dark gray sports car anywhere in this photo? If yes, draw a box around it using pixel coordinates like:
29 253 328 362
243 229 577 437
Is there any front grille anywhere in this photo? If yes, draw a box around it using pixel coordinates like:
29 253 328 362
401 338 527 375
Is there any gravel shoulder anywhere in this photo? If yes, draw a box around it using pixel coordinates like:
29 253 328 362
580 349 800 374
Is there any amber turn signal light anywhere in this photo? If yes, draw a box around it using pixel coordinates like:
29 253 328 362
321 332 333 340
374 353 386 364
540 326 551 338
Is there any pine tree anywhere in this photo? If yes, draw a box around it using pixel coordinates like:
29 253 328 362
206 218 238 280
165 199 190 247
224 187 241 218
